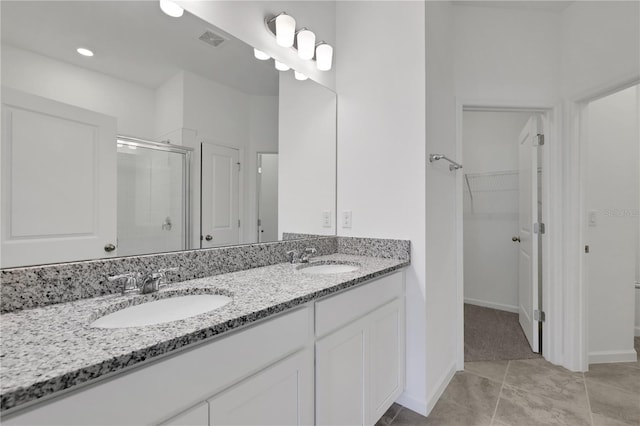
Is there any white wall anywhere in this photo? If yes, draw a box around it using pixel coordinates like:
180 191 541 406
561 1 640 100
336 0 428 414
278 72 336 237
463 111 531 312
453 4 562 105
425 1 459 414
1 45 155 139
586 85 639 363
180 0 336 90
155 72 185 140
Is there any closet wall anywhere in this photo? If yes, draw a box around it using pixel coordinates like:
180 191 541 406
463 110 531 312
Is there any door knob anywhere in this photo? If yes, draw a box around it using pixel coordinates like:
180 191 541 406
512 236 521 243
104 243 116 252
205 235 213 241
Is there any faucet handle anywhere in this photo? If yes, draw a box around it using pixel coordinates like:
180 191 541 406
286 250 299 263
155 267 179 287
304 247 317 255
107 272 141 295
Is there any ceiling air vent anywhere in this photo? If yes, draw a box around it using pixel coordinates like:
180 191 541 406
199 30 227 48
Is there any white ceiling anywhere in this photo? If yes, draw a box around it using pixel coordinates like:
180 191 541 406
453 1 574 12
0 1 279 95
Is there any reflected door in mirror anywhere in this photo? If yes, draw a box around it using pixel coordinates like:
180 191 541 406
257 153 278 243
1 88 117 267
201 143 240 248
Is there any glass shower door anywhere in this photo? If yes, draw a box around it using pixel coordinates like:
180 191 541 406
116 138 192 256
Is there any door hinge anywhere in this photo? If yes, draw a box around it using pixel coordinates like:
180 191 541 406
536 134 545 146
534 310 546 322
238 219 241 228
585 245 590 254
257 166 262 174
534 222 545 234
237 162 241 172
257 219 262 226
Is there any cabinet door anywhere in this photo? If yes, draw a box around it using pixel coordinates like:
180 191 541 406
1 87 117 267
369 299 404 423
316 316 368 426
162 402 208 426
208 348 313 426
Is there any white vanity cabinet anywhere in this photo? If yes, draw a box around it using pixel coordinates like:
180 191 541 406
3 269 405 426
315 271 405 426
4 307 314 426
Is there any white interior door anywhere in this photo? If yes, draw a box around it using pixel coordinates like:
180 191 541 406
517 116 540 352
1 87 117 267
257 153 278 243
201 142 239 248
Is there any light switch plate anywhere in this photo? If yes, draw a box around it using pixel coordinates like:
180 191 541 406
588 210 597 227
322 211 331 228
342 211 352 228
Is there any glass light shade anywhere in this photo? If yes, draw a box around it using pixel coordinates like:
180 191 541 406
316 44 333 71
159 0 184 17
275 61 290 71
275 14 296 47
294 71 308 81
296 29 316 60
76 47 94 57
254 48 270 60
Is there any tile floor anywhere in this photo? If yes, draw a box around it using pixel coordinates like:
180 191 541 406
377 337 640 426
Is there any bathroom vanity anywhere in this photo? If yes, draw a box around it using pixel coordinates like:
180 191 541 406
0 249 407 426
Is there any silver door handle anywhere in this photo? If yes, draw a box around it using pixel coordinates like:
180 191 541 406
512 236 521 243
104 243 116 252
205 235 213 241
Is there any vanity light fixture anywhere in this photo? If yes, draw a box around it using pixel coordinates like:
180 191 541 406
294 71 308 81
254 48 270 60
275 60 290 71
315 43 333 71
265 13 333 72
274 13 296 47
159 0 184 18
76 47 94 57
296 29 316 60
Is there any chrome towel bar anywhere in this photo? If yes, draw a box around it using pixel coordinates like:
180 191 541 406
429 154 463 171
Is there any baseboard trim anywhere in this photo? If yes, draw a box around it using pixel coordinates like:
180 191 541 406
396 392 427 417
425 361 457 416
588 349 638 364
464 298 518 314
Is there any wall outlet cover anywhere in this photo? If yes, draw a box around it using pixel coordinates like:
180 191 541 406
342 211 352 228
322 211 331 228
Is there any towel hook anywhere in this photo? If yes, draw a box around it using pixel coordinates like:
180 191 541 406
429 154 463 171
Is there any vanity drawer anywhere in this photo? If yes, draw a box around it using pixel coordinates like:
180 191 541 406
4 306 313 426
315 271 403 338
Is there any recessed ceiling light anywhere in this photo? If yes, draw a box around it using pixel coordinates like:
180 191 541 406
76 48 94 57
160 0 184 18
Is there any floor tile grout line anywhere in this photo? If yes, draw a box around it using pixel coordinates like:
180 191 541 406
490 360 510 425
388 406 403 425
584 373 640 395
582 372 595 426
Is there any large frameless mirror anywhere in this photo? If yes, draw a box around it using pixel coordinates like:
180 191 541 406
0 0 337 268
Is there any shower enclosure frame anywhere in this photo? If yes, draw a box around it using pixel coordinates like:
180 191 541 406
116 136 193 252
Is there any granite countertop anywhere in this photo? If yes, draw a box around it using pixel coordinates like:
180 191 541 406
0 254 408 413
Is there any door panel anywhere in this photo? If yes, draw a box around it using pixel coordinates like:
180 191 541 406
257 153 278 242
1 88 117 267
201 143 239 248
517 116 540 352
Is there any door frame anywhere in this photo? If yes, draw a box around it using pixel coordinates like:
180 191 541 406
568 77 640 371
454 100 562 370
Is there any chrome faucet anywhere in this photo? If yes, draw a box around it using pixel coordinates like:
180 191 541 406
286 247 317 264
108 267 179 295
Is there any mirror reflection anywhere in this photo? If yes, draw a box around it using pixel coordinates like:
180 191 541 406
0 1 337 268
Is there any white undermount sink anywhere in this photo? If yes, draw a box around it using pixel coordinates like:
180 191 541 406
298 262 360 275
91 294 232 329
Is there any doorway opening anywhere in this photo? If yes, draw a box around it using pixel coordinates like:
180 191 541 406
461 107 548 363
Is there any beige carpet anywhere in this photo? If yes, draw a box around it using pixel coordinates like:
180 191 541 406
464 303 541 362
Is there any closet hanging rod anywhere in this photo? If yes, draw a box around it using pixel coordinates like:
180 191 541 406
429 154 463 171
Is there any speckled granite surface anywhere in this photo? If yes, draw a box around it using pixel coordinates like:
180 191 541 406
0 253 408 412
337 237 411 260
1 237 337 313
